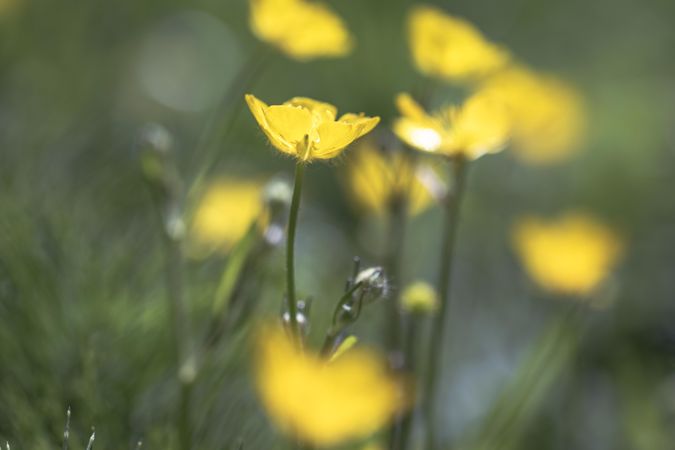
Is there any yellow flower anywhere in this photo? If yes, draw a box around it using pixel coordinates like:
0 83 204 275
246 94 380 162
481 66 585 165
408 5 509 82
249 0 353 60
512 213 622 296
393 91 511 159
344 140 439 216
400 281 438 313
256 326 406 446
189 178 263 253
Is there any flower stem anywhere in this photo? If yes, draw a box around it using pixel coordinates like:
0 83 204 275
423 155 468 450
161 223 194 450
286 161 306 336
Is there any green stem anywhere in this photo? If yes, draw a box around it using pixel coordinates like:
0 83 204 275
384 197 407 354
423 155 468 450
162 228 193 450
286 161 306 336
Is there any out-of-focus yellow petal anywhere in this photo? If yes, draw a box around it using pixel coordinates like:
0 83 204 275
189 178 264 254
255 325 406 447
512 212 623 296
393 91 510 159
482 66 585 164
393 118 444 153
343 141 437 217
400 281 438 313
396 93 431 122
249 0 353 61
408 5 509 82
445 90 511 158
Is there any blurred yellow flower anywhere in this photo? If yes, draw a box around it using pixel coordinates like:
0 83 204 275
256 326 406 446
408 5 509 82
400 281 438 313
482 66 585 165
189 178 263 252
246 94 380 162
249 0 353 60
344 140 439 216
512 213 622 296
393 91 511 159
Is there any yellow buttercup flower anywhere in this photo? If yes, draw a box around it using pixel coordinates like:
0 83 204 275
512 213 622 296
189 178 263 253
249 0 353 60
393 91 511 159
408 5 509 82
255 326 406 447
482 66 585 164
400 281 438 313
246 94 380 162
344 140 439 216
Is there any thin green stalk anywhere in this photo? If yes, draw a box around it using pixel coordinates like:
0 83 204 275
162 229 194 450
384 196 407 354
285 161 306 336
423 155 468 450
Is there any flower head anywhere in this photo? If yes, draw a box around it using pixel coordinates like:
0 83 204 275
249 0 353 60
189 178 264 253
512 212 623 296
255 326 406 446
408 5 509 82
481 66 585 164
393 91 511 159
344 140 440 216
246 94 380 162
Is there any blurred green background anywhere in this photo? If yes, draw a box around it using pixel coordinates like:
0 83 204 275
1 0 674 449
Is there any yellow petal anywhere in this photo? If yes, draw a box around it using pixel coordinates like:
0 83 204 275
445 90 511 159
312 116 379 159
396 93 430 122
393 118 443 153
512 213 622 296
255 325 405 446
251 0 353 61
245 94 299 155
286 97 338 121
482 66 585 164
408 5 508 81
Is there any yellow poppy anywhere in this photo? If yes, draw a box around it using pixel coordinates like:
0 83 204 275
344 140 439 216
249 0 353 60
255 326 406 447
482 66 585 164
189 178 263 253
408 5 509 82
245 94 380 161
400 281 439 313
512 213 622 296
393 91 511 159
